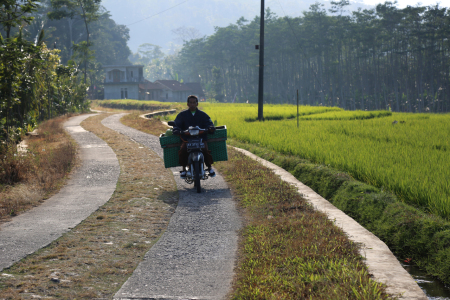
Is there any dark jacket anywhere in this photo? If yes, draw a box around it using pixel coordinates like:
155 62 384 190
174 109 214 140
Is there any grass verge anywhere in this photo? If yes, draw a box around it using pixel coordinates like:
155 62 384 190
0 115 77 222
228 139 450 286
0 113 177 299
215 149 392 299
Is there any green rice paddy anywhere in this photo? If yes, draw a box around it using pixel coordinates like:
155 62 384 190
199 103 450 220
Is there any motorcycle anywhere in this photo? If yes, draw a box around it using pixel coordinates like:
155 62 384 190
168 121 213 193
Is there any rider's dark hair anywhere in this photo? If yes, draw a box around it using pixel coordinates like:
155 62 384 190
187 95 198 104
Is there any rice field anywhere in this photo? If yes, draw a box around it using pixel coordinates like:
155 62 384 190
198 103 450 220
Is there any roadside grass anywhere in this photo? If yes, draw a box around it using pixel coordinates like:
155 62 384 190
0 113 177 299
114 109 393 299
215 149 392 299
228 139 450 285
0 115 77 222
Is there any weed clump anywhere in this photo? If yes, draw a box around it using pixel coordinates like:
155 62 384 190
0 116 76 220
0 143 32 185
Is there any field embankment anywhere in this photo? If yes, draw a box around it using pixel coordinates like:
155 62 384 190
97 99 450 285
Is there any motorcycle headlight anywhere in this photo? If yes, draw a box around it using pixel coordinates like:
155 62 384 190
189 129 199 136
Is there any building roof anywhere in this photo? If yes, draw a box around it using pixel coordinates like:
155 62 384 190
184 82 205 97
139 81 164 90
156 80 192 92
103 65 144 68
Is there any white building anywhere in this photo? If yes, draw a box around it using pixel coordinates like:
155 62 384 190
103 65 205 101
103 65 145 100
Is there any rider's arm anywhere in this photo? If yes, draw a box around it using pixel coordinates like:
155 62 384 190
203 114 215 133
173 112 185 135
197 111 213 128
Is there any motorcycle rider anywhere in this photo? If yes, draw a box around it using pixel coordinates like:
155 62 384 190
173 95 216 178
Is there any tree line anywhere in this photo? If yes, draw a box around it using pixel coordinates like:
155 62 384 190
1 0 131 143
171 1 450 113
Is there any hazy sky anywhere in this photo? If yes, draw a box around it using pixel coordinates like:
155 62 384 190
102 0 449 55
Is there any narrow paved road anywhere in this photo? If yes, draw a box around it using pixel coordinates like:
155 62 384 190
101 114 242 300
0 114 120 271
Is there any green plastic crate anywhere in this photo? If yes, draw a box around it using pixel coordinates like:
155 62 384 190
162 147 181 168
209 140 228 162
159 135 182 147
159 126 228 168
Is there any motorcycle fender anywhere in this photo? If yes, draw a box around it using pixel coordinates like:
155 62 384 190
188 152 204 163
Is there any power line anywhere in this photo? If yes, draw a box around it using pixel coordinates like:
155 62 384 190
275 0 302 49
126 0 191 26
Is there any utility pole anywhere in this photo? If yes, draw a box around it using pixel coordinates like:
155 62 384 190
257 0 264 121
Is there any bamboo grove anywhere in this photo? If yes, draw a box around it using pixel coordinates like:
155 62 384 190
172 1 450 113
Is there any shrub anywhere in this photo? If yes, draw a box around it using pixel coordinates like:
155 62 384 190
0 143 31 185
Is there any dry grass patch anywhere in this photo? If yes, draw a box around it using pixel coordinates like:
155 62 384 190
0 113 177 299
215 150 395 299
0 116 77 222
89 100 128 113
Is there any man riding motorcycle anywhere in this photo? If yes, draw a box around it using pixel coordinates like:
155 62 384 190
173 95 216 178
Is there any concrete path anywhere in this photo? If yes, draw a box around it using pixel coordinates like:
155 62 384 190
101 114 242 300
232 147 427 300
0 114 120 271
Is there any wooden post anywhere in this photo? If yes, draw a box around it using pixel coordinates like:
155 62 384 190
297 89 299 128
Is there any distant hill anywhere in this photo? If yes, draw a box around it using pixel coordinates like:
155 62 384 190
101 0 374 53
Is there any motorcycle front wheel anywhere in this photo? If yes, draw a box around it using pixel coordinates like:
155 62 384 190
194 161 201 193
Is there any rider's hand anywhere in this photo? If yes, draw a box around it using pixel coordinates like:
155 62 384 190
172 128 181 135
208 126 216 134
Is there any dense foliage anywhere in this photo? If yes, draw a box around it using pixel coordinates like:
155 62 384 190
0 0 132 143
172 1 450 112
46 0 131 88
